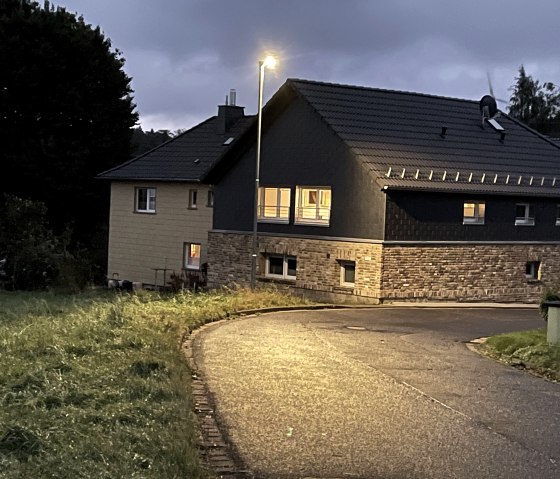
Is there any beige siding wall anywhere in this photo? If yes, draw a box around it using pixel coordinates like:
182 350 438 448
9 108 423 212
108 182 213 286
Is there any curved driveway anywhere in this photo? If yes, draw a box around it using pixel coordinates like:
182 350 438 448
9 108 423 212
194 308 560 479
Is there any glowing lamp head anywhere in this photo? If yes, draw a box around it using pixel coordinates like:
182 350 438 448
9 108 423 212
262 55 277 69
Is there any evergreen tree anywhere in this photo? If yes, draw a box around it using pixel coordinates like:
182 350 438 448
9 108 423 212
0 0 138 244
508 65 560 137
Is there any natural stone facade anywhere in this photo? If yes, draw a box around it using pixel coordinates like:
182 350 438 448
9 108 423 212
381 243 560 303
208 231 560 303
207 232 383 303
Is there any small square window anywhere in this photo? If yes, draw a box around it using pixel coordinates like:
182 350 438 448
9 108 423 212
525 261 541 281
188 190 198 209
207 190 214 207
135 187 156 213
340 261 356 286
515 203 534 226
463 201 485 225
184 243 201 270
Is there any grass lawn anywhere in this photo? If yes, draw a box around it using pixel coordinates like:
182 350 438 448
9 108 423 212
482 328 560 382
0 288 311 478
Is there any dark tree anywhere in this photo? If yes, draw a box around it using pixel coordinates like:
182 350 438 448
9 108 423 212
131 127 173 157
508 65 560 137
0 0 138 243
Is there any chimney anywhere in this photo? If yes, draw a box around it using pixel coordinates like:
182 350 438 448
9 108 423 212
216 89 244 134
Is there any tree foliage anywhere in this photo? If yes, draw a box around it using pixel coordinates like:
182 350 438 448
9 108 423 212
131 127 173 157
0 0 138 239
508 65 560 137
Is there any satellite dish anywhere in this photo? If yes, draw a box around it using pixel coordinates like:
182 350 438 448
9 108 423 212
480 94 498 118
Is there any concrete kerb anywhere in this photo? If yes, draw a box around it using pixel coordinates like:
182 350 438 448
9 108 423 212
181 301 537 478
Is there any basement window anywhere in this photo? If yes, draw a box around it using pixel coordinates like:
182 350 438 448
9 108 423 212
340 261 356 287
266 255 297 280
463 201 485 225
515 203 535 226
525 261 541 281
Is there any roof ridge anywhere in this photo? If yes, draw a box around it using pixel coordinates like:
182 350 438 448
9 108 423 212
287 78 483 105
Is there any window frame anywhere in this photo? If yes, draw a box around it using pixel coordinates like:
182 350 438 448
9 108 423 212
340 261 356 287
135 187 156 213
525 261 541 281
257 187 291 223
184 243 201 270
188 189 198 209
294 186 331 226
515 203 535 226
463 200 485 225
265 254 297 280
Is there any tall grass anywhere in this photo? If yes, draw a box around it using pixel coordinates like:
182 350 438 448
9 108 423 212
0 288 311 478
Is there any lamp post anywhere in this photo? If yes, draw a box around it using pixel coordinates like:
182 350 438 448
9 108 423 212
251 55 276 290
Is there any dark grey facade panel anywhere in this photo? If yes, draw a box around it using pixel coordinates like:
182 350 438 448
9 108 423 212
213 96 386 240
385 190 560 242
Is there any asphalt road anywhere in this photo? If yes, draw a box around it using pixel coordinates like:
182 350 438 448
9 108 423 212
194 307 560 479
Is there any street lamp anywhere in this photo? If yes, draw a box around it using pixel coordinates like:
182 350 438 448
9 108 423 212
251 55 277 290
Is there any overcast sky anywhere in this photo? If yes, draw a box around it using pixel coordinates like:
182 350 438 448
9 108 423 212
54 0 560 132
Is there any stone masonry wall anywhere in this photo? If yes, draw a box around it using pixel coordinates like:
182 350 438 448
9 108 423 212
381 244 560 302
208 232 560 303
207 232 383 302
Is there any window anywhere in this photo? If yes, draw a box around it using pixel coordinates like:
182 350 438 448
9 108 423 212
207 190 214 207
556 205 560 226
515 203 535 226
340 261 356 286
257 187 290 223
188 190 198 209
525 261 541 281
184 243 201 270
135 187 156 213
463 201 485 224
295 186 331 225
265 255 297 280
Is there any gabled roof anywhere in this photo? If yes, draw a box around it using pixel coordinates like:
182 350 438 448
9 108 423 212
97 114 254 182
264 79 560 196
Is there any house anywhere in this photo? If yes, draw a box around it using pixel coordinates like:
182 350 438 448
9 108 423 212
205 79 560 303
97 93 253 288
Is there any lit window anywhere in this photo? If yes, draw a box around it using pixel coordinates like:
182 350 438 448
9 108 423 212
463 201 485 224
525 261 541 281
295 186 331 225
515 203 534 226
207 190 214 207
266 255 296 280
257 187 290 223
184 243 201 270
340 261 356 286
136 187 156 213
188 189 198 209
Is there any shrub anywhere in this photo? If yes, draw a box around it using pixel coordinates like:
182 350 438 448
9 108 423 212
539 285 560 322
